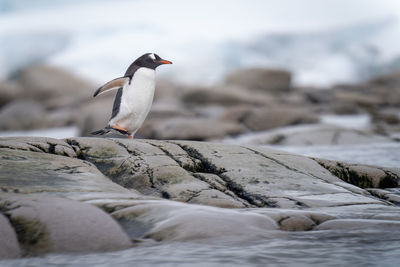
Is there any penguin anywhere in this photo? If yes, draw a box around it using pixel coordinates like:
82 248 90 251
91 53 172 139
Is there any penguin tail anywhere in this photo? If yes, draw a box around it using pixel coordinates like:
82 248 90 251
91 126 130 136
91 127 111 136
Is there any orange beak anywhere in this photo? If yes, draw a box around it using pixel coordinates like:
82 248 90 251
159 60 172 64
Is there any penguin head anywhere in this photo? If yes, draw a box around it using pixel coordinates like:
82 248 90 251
134 53 172 69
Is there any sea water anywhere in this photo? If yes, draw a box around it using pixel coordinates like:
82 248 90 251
2 230 400 267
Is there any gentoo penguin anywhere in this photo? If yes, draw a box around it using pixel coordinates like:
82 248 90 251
91 53 172 139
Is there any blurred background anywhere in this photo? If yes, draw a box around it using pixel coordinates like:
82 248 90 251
0 0 399 167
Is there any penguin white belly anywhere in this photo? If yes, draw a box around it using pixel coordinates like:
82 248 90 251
109 68 155 134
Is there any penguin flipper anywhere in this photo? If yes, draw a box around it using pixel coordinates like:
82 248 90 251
93 77 129 97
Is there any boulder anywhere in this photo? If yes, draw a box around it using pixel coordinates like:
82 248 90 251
370 108 400 125
15 65 93 107
240 106 319 131
77 96 114 136
255 209 335 231
150 118 247 140
182 85 275 106
225 68 291 93
112 200 278 242
225 124 392 146
315 158 400 189
332 91 383 109
0 213 21 259
136 102 196 138
0 81 24 107
0 194 132 256
153 79 185 102
0 100 46 130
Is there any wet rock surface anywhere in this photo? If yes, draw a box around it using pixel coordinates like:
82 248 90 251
1 137 400 258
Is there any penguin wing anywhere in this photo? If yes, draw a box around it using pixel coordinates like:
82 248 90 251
93 77 130 97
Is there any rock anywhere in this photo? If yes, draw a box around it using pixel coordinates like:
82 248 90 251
225 124 392 146
240 106 319 131
368 188 400 205
370 108 400 125
0 137 386 210
255 209 336 231
0 100 46 130
15 65 93 106
150 118 247 140
315 158 400 189
45 108 77 128
1 136 400 255
185 188 247 208
0 213 21 259
0 137 142 197
368 72 400 88
77 95 114 136
0 194 132 256
0 81 24 107
147 102 195 120
136 102 196 138
303 88 333 104
112 200 278 241
0 136 76 157
332 91 382 108
279 215 316 231
182 85 275 106
61 137 211 203
225 68 291 93
153 79 185 102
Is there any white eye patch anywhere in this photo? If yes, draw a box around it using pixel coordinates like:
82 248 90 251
149 53 156 60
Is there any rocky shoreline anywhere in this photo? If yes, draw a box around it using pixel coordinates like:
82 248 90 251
1 137 400 259
1 65 400 143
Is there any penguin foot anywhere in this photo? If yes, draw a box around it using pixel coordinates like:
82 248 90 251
128 135 134 140
111 125 129 135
